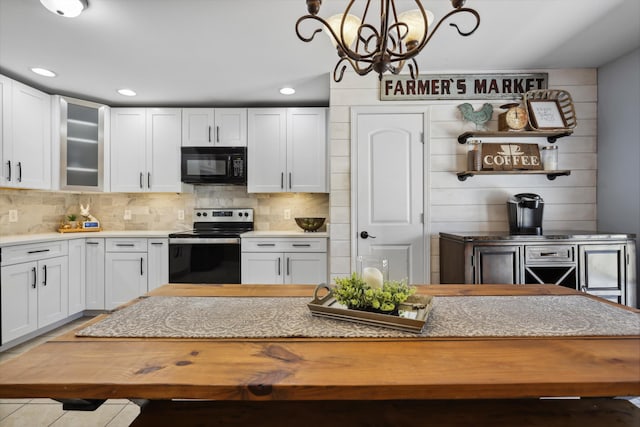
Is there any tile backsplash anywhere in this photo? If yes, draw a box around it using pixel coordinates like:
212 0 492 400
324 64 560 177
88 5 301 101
0 186 329 236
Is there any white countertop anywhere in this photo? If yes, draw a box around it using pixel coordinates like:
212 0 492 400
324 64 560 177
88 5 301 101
1 230 329 247
0 230 176 247
241 230 328 238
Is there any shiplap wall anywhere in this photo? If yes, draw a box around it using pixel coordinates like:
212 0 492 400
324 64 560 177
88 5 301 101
328 69 597 283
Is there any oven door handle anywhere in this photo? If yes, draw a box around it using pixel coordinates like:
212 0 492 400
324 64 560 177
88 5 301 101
169 238 240 244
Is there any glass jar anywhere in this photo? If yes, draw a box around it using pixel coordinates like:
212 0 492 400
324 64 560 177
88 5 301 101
467 139 482 171
357 255 388 289
541 145 558 170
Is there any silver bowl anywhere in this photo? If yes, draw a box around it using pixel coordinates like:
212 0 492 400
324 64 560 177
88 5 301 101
295 217 326 232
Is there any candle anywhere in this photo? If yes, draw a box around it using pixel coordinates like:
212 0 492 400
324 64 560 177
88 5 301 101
362 267 384 289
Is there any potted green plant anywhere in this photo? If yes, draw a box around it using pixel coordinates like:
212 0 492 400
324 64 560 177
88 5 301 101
67 214 78 229
332 273 416 315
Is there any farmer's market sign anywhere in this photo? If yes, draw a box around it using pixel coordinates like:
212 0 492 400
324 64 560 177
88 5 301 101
380 73 548 100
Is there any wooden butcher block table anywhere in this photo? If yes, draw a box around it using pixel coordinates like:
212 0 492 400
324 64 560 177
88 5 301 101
0 284 638 426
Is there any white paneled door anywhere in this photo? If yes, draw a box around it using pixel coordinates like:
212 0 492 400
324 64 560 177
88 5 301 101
355 111 426 284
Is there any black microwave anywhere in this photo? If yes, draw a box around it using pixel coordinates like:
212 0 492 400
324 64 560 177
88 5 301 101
181 147 247 185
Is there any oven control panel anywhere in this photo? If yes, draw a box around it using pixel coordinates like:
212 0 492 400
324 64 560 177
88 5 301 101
193 208 253 222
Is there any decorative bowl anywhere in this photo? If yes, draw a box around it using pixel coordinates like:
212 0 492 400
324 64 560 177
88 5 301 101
295 217 326 232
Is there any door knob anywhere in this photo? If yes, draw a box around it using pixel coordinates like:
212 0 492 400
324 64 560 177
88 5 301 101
360 231 376 239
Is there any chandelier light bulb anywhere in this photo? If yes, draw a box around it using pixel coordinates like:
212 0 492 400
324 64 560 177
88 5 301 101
40 0 86 18
398 9 435 47
325 14 361 49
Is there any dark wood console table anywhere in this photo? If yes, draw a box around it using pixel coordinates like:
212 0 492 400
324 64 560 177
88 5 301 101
440 231 637 307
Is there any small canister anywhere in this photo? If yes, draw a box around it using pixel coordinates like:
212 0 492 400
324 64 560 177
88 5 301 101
541 145 558 170
467 139 482 171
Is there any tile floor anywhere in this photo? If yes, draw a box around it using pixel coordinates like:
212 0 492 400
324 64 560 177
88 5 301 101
0 317 141 427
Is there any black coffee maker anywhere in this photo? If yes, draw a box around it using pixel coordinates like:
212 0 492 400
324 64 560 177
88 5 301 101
507 193 544 235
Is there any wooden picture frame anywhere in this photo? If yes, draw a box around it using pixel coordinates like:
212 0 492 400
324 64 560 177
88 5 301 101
527 99 568 129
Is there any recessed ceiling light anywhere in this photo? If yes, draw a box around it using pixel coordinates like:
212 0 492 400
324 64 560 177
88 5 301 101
279 87 296 95
30 67 57 77
117 89 137 97
40 0 87 18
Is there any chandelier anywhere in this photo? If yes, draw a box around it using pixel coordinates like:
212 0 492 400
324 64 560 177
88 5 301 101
296 0 480 82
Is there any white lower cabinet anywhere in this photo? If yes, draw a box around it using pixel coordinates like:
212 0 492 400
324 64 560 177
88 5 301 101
1 242 69 344
0 235 169 346
241 252 283 284
1 262 38 342
85 238 105 310
105 238 148 310
35 256 68 327
241 237 327 284
286 252 327 284
147 238 169 290
68 238 86 315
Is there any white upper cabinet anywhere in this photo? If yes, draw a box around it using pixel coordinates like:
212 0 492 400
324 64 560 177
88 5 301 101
1 76 51 190
147 109 183 192
247 107 327 193
110 108 182 192
110 108 146 192
286 108 327 193
0 75 8 187
247 109 287 193
182 108 247 147
52 95 109 192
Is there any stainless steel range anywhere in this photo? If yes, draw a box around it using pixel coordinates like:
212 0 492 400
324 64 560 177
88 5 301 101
168 208 253 284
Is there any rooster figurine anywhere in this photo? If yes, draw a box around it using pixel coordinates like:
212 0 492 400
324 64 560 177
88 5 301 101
457 103 493 130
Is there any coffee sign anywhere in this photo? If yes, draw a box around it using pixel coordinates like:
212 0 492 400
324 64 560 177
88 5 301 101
481 143 542 171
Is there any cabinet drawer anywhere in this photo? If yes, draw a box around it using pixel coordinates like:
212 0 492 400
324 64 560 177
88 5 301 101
242 238 327 253
1 241 69 266
525 245 575 263
106 238 147 252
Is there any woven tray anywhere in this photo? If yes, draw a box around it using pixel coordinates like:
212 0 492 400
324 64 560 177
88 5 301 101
524 89 576 130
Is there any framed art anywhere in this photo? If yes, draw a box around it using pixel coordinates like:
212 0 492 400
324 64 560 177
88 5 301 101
527 99 568 129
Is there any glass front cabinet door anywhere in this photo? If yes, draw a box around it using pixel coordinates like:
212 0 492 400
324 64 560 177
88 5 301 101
56 96 108 191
